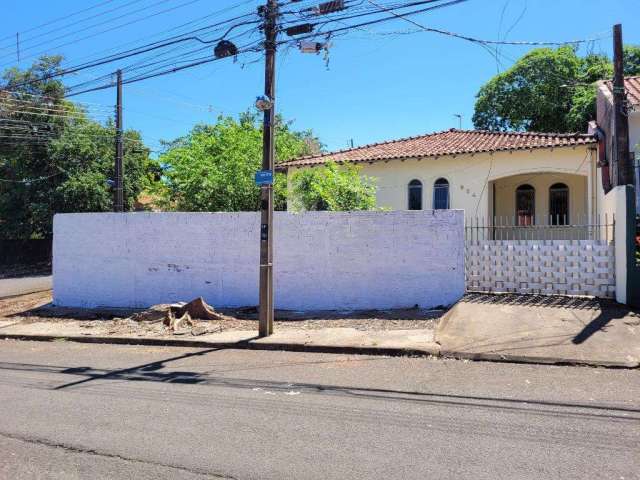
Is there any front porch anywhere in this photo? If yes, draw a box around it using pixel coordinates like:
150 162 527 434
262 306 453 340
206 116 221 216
468 172 613 241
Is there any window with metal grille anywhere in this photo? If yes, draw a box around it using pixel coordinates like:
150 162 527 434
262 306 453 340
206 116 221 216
549 183 569 225
408 179 422 210
516 184 535 225
433 178 449 209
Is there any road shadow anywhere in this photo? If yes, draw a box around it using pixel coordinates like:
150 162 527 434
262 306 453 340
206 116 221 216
0 352 638 423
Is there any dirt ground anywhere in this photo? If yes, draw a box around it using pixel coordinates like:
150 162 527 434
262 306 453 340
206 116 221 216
0 291 443 338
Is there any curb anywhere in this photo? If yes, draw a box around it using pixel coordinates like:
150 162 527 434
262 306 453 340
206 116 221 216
438 349 639 369
0 333 440 358
0 288 51 301
1 333 636 368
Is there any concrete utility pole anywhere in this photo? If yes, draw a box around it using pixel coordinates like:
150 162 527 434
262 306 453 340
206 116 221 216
612 24 632 187
114 69 124 212
258 0 277 337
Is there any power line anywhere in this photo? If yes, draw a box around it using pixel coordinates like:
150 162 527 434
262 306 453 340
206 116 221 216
0 0 148 56
55 0 257 70
366 0 609 46
0 97 113 114
0 0 209 68
0 90 112 108
2 15 262 92
0 0 117 43
276 0 469 45
65 41 263 97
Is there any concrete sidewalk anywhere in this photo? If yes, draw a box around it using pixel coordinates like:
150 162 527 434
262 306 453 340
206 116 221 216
436 294 640 368
0 320 439 356
2 292 639 367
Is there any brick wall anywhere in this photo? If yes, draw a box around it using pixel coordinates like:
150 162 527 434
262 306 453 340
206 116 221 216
466 240 616 297
53 210 465 310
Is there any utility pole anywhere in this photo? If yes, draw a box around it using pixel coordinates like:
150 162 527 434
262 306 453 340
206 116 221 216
114 69 124 212
612 24 632 187
258 0 277 337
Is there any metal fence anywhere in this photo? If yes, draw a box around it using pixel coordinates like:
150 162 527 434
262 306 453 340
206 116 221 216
465 214 615 242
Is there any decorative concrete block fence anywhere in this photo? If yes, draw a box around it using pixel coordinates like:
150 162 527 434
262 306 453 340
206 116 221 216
466 240 616 297
53 210 465 310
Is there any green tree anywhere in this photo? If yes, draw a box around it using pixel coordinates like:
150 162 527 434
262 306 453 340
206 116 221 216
0 56 155 239
290 161 377 211
624 45 640 76
473 46 640 133
154 112 318 212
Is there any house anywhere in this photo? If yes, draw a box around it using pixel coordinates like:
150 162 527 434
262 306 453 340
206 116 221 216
594 75 640 210
278 129 599 237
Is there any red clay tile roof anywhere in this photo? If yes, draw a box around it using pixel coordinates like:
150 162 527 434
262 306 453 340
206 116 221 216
277 129 596 169
603 75 640 107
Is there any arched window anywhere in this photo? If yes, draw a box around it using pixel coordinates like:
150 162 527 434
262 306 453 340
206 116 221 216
408 179 422 210
516 184 535 226
549 182 569 225
433 178 450 209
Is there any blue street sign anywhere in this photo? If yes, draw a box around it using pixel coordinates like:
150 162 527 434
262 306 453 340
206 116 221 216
255 170 274 185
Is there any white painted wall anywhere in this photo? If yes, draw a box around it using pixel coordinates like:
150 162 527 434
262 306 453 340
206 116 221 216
602 186 632 304
53 210 464 310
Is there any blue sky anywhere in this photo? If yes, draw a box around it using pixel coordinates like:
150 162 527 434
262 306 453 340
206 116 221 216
2 0 639 154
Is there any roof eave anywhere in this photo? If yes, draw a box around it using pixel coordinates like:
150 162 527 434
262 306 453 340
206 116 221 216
277 140 597 170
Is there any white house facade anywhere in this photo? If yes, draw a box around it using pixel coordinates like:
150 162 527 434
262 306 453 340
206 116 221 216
279 129 599 237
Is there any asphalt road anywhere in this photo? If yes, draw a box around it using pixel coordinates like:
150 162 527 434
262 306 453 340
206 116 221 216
0 276 52 299
1 341 638 480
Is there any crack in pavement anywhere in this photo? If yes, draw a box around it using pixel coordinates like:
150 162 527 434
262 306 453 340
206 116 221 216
0 430 237 479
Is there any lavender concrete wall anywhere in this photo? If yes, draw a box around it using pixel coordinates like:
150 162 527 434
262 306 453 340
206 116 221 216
53 210 464 310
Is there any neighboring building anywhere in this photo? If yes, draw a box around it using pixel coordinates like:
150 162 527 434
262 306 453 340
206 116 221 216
278 129 599 235
595 75 640 210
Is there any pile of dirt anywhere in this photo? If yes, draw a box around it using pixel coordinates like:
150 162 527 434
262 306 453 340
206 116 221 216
128 297 230 336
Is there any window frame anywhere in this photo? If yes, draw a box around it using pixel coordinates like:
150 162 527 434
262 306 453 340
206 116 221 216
408 179 423 210
549 182 569 225
515 184 535 226
433 177 450 210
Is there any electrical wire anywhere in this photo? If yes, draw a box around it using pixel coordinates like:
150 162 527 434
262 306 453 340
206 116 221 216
56 0 258 70
366 0 609 46
2 15 262 92
65 41 263 97
0 0 209 68
0 0 149 58
0 0 117 43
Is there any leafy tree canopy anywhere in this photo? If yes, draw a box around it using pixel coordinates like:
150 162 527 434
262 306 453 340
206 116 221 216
473 45 640 133
0 56 156 239
152 112 319 212
290 161 378 211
